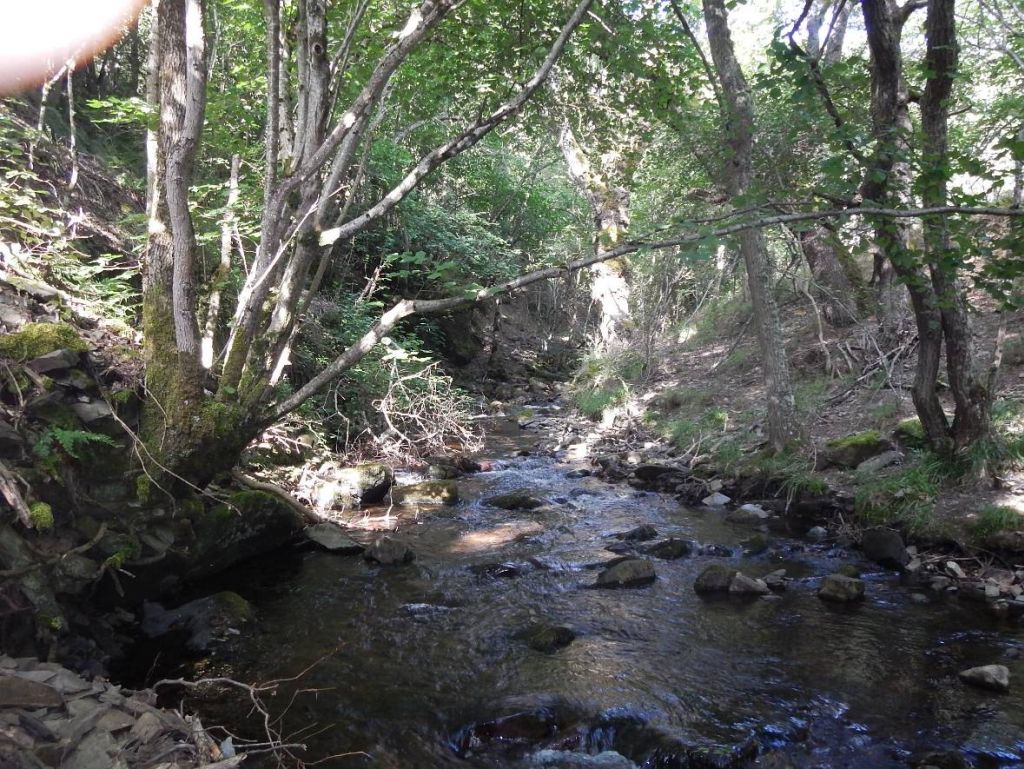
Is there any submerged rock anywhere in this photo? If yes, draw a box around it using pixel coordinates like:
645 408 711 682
728 503 771 524
393 479 460 506
304 523 365 554
487 489 546 510
594 558 656 588
818 574 865 603
860 528 909 570
516 623 576 653
615 524 658 542
694 564 738 594
528 749 635 768
364 536 415 565
142 591 253 652
959 664 1010 692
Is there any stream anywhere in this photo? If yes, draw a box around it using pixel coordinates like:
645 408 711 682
165 412 1024 768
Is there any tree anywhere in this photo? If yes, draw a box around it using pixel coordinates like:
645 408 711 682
142 0 595 486
702 0 799 450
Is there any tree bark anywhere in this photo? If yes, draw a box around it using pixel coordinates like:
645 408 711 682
797 224 861 326
703 0 798 450
558 124 632 350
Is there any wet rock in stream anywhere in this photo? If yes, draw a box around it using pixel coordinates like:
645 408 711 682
594 558 657 588
392 479 460 506
958 664 1010 692
860 528 910 570
693 564 738 594
303 523 364 554
487 490 548 510
614 524 659 542
516 623 577 653
642 538 696 560
527 749 635 768
817 574 865 603
142 591 253 653
363 536 415 565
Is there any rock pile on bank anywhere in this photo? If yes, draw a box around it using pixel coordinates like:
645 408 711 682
0 655 232 769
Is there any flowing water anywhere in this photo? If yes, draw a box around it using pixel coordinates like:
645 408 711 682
173 415 1024 768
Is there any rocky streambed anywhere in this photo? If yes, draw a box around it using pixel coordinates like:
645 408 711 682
133 410 1024 769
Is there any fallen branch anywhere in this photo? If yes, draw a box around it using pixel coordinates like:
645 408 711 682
231 470 320 525
0 460 34 529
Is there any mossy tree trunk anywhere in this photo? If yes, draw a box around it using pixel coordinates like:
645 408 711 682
143 0 246 485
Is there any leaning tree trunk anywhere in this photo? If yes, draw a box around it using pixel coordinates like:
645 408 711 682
558 124 632 350
703 0 798 450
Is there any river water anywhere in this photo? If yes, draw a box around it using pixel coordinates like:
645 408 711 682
179 416 1024 768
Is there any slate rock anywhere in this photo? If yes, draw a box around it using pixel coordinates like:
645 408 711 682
818 574 865 602
27 348 80 374
594 558 656 588
694 564 738 594
861 528 910 570
304 523 364 554
0 676 62 708
364 536 414 565
958 664 1010 693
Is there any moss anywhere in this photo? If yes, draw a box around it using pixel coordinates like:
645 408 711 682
135 474 151 503
0 322 87 361
826 430 884 449
893 418 927 448
29 502 53 529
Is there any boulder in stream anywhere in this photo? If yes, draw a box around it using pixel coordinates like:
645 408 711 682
594 558 657 588
487 489 546 510
642 538 695 560
729 573 770 596
364 536 415 565
818 574 865 603
527 749 635 768
694 564 738 594
726 504 771 524
393 480 460 506
958 664 1010 692
318 462 394 506
860 528 910 570
701 492 731 507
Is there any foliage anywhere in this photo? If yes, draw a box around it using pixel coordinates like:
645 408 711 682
853 454 950 530
28 502 54 530
33 427 117 461
968 504 1022 538
569 349 648 419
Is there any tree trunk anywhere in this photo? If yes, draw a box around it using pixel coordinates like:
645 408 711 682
798 224 861 326
557 124 632 350
921 0 992 453
703 0 798 450
142 0 245 485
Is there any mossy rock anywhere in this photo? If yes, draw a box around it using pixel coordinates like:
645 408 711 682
392 480 460 506
28 502 53 530
892 418 927 450
824 430 891 468
0 323 86 362
188 490 304 579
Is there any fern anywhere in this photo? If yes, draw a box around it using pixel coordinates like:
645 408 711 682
34 427 117 460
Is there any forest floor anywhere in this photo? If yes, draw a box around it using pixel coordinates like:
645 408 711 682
612 290 1024 553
